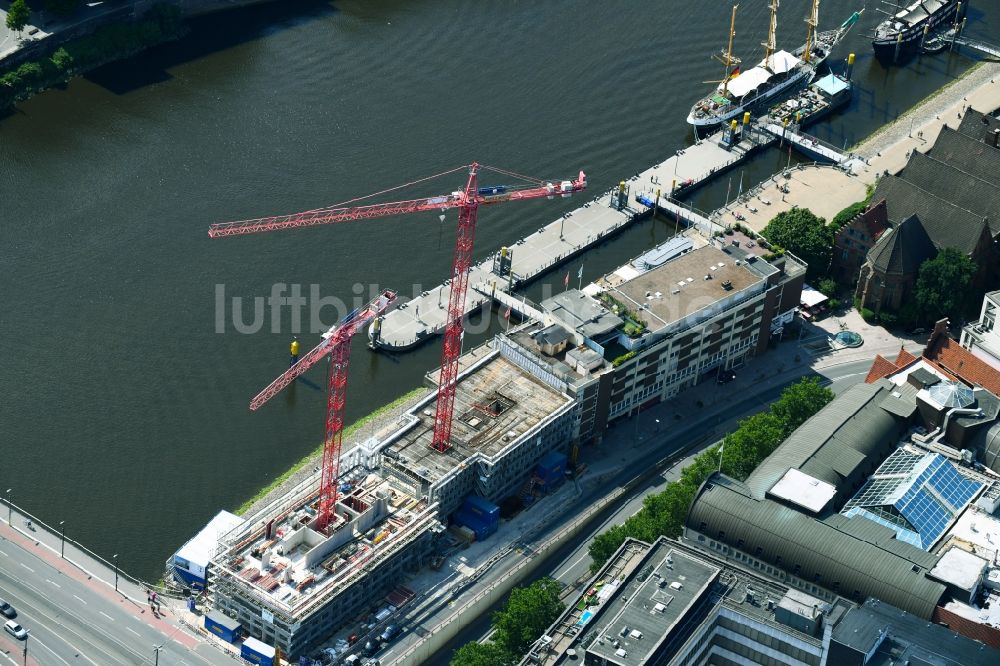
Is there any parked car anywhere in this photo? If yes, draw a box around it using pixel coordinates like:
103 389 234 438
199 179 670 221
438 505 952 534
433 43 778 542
362 638 380 656
379 624 401 643
4 620 27 640
0 599 15 619
716 369 736 384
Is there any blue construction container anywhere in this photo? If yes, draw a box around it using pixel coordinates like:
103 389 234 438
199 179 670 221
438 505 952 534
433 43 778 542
453 510 498 541
461 496 500 527
536 451 568 492
204 611 242 644
240 637 276 666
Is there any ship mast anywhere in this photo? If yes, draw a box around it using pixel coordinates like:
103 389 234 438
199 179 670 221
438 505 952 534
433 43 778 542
803 0 820 63
715 4 741 97
763 0 780 67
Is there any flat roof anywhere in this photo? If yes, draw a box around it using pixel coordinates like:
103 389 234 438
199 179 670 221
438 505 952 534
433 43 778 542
833 598 1000 666
929 547 988 591
585 545 720 666
608 245 764 333
175 510 246 569
767 468 838 514
541 289 623 339
814 72 850 97
387 352 572 484
526 536 835 666
940 504 1000 560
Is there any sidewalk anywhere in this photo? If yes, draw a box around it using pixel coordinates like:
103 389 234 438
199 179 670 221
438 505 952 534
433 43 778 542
857 61 1000 183
0 505 207 655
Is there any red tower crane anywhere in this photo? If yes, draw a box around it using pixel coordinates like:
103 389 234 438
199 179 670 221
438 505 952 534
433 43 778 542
210 161 586 476
251 291 396 532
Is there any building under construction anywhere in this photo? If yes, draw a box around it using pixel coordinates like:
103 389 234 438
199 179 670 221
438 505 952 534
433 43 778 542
200 345 578 658
381 348 578 517
207 470 440 657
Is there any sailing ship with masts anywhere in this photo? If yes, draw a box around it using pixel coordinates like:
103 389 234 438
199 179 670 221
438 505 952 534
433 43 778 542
687 1 862 132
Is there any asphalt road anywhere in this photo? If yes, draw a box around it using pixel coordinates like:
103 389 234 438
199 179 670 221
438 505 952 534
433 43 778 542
0 529 229 666
418 357 875 664
0 356 874 666
548 357 875 586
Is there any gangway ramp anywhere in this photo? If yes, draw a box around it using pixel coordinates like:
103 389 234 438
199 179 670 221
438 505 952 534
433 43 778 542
761 123 851 164
472 283 546 322
953 37 1000 59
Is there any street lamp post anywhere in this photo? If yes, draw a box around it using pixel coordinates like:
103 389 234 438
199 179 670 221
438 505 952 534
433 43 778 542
5 488 11 524
153 644 164 666
59 520 66 558
113 553 119 592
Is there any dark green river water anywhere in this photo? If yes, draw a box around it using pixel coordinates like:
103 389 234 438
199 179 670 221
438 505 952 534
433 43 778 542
0 0 995 578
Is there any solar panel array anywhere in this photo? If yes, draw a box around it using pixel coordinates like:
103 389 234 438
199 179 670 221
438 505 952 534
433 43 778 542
842 449 983 550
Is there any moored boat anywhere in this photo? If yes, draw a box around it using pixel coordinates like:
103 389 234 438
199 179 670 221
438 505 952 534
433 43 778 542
872 0 964 62
687 1 862 132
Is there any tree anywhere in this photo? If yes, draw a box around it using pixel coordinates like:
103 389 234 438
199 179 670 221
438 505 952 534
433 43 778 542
762 208 833 280
50 47 73 72
817 278 837 298
6 0 31 35
586 377 836 573
828 199 869 230
916 248 976 322
769 376 833 437
492 578 565 656
450 641 513 666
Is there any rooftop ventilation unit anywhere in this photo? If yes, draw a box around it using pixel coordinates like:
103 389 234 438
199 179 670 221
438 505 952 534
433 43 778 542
722 280 734 291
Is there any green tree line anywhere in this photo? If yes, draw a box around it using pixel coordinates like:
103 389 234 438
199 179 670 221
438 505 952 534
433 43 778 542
1 4 183 109
450 578 565 666
587 377 833 571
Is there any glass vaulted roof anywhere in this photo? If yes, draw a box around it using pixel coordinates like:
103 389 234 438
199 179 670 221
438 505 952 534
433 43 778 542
841 448 983 550
927 380 976 409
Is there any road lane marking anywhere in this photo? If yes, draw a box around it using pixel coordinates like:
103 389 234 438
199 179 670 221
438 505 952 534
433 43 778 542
18 562 34 572
127 626 141 636
46 578 61 588
73 594 88 604
27 635 74 666
0 549 8 557
99 611 114 621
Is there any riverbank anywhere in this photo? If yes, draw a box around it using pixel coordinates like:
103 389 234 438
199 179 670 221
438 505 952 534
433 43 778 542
0 0 292 111
855 60 1000 180
234 385 431 517
0 4 185 109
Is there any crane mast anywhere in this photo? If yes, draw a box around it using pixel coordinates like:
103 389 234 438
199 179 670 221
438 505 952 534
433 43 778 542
432 164 478 452
209 162 586 531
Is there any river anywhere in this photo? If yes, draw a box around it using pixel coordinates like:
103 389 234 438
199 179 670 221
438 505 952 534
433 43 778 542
0 0 995 581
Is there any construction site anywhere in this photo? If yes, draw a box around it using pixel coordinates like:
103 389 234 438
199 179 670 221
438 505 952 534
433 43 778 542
168 163 592 660
176 143 803 660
